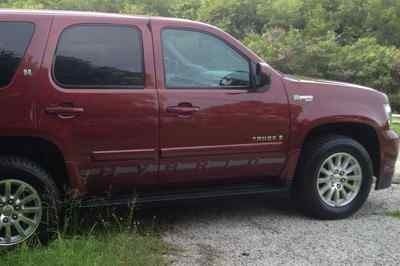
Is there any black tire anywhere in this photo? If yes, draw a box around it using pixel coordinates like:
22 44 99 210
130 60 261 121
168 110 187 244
0 157 60 247
293 135 373 219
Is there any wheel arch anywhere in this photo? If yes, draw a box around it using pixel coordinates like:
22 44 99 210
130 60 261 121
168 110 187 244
0 136 70 196
293 121 380 181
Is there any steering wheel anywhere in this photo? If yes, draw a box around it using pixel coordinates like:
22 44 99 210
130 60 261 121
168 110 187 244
219 75 233 86
219 71 249 87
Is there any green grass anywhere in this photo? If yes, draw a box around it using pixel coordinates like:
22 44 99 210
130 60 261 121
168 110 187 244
387 210 400 219
1 232 167 266
0 206 169 266
391 123 400 135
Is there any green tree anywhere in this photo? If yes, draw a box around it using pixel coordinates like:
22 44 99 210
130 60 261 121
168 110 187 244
198 0 266 39
169 0 203 20
366 0 400 46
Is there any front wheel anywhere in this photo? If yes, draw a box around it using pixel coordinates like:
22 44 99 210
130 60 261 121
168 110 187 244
293 135 373 219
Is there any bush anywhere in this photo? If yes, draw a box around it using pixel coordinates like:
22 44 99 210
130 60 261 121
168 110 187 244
331 38 400 94
245 30 400 94
198 0 266 39
389 93 400 113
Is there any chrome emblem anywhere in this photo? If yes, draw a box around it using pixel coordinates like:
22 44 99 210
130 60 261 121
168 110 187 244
293 94 314 102
23 68 32 76
252 135 284 143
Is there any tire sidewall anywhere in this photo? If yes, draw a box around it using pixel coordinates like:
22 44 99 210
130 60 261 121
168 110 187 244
299 137 373 219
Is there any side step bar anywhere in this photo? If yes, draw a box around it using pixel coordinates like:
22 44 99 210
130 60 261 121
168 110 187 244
79 183 290 208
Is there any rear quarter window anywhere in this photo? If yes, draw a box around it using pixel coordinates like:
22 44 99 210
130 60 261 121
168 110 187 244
0 22 34 88
53 24 144 88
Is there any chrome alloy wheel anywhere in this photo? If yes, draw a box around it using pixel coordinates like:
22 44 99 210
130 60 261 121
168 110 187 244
0 179 42 246
317 152 362 207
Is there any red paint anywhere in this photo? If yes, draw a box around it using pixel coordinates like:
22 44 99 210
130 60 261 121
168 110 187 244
0 10 398 196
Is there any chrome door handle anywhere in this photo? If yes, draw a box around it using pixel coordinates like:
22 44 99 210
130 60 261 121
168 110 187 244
166 106 200 113
166 103 200 118
45 106 84 119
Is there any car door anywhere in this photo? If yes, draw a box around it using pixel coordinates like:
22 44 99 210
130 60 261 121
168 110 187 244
38 15 159 195
0 13 52 138
151 19 290 185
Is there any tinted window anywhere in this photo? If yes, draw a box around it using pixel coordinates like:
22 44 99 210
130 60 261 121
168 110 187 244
0 22 34 88
54 25 144 88
162 29 250 88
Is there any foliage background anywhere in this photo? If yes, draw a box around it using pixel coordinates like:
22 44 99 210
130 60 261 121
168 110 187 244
2 0 400 110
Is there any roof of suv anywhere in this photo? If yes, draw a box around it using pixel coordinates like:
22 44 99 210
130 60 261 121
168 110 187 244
0 8 147 18
0 9 195 24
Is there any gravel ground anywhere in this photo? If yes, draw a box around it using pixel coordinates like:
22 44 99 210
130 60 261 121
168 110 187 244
160 157 400 265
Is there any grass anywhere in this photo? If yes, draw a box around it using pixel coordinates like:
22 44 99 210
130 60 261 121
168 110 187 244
0 205 169 266
1 232 167 266
391 123 400 135
387 210 400 219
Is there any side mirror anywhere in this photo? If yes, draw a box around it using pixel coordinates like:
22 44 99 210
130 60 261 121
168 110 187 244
250 62 271 92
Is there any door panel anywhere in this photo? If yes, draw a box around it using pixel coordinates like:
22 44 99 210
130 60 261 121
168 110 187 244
158 88 289 184
38 16 159 195
151 19 290 185
0 14 52 136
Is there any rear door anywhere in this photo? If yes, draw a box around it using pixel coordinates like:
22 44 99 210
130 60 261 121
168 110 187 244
151 19 290 185
38 15 159 195
0 13 51 135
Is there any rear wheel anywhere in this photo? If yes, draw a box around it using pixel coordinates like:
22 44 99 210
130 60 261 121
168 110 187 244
0 157 59 247
293 135 373 219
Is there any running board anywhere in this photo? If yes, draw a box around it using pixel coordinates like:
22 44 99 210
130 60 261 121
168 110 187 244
79 183 290 208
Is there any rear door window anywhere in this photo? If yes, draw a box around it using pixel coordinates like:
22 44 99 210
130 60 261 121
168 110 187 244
53 25 144 88
0 22 34 88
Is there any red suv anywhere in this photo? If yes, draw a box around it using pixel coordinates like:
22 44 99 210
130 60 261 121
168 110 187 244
0 9 398 246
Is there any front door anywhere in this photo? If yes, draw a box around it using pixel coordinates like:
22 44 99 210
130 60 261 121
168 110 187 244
151 20 290 185
38 16 159 195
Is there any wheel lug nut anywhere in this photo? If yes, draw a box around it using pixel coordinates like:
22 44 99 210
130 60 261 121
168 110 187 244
3 218 9 223
7 199 13 204
15 206 20 211
12 214 18 220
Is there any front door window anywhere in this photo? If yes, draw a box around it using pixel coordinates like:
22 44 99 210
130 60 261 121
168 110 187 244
162 29 250 89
